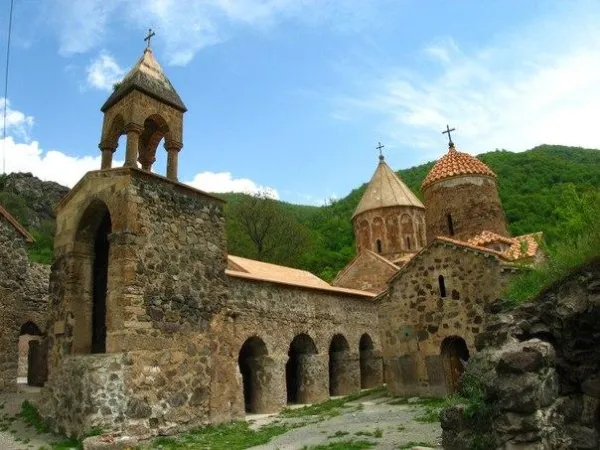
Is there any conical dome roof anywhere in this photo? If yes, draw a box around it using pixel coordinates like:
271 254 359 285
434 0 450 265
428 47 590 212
101 48 186 113
421 144 496 190
352 156 424 220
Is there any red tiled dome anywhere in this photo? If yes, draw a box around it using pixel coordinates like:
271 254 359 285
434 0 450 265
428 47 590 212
421 144 496 189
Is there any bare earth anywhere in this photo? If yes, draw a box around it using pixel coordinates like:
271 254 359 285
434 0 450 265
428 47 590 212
247 393 441 450
0 389 441 450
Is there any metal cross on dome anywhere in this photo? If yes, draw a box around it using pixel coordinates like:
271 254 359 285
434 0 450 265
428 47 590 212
376 142 385 160
442 124 456 146
144 28 156 49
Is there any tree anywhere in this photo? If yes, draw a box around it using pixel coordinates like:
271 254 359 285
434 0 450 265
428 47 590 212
226 190 311 267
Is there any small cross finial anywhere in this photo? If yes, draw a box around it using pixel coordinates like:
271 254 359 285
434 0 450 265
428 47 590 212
376 142 385 161
144 28 156 49
442 124 456 148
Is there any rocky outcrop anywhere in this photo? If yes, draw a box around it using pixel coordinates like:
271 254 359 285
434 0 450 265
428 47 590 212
1 172 69 227
442 259 600 449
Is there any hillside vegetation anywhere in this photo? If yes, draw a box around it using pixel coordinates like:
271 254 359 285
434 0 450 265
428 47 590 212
1 145 598 280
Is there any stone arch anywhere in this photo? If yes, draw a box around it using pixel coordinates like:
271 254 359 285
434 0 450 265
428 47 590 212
359 333 382 389
238 336 272 414
400 214 414 250
358 219 370 251
72 199 112 355
138 113 170 172
329 334 353 396
385 213 399 252
286 333 318 404
441 336 470 394
18 321 44 386
371 217 384 252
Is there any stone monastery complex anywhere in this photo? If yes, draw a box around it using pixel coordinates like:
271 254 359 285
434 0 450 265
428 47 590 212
0 46 543 439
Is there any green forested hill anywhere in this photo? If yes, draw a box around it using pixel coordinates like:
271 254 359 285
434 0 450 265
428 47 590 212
224 144 599 280
1 145 598 280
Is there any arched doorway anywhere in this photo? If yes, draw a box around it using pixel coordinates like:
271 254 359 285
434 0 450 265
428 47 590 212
17 322 43 386
441 336 470 394
329 334 351 396
359 333 381 389
73 200 112 354
238 336 269 414
286 333 318 404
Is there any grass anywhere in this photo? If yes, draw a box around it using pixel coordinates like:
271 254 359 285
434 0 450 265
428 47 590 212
301 440 376 449
504 189 600 308
412 396 462 424
397 442 436 449
20 401 52 434
280 387 384 420
354 428 383 438
145 421 293 449
327 430 349 439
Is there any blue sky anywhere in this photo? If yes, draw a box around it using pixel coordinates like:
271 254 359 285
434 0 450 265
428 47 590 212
1 0 599 204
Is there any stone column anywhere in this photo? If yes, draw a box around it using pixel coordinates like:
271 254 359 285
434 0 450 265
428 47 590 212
99 142 116 170
124 123 143 168
165 140 183 181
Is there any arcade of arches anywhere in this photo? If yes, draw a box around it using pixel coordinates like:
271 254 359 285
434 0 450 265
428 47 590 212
237 331 382 414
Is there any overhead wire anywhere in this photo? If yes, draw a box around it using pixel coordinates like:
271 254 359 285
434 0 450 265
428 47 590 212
2 0 16 174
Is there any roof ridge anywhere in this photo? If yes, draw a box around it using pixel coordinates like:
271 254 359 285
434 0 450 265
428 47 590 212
352 159 424 219
0 204 35 243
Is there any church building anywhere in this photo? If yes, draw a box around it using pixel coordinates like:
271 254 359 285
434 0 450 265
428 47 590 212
0 40 544 442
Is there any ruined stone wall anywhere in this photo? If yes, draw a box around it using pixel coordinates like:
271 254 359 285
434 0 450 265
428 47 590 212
43 169 231 438
442 259 600 450
225 276 383 414
380 242 512 397
352 205 426 260
332 251 398 293
423 175 508 243
0 217 50 391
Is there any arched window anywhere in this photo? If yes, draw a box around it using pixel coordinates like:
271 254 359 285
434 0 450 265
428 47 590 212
376 239 382 253
406 237 411 249
447 214 454 236
438 275 447 298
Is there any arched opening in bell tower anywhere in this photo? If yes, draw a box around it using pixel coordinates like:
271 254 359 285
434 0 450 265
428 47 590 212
73 200 112 354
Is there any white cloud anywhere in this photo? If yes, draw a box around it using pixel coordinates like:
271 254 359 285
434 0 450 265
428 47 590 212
0 136 120 187
186 171 279 199
85 52 126 90
0 98 35 142
335 5 600 158
51 0 377 66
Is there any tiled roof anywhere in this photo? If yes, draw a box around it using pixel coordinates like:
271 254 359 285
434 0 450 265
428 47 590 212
332 249 399 286
0 204 34 243
352 157 424 219
101 48 186 113
421 144 496 189
226 255 375 298
467 230 543 261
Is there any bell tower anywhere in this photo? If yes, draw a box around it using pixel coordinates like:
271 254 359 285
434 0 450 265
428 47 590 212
98 32 187 180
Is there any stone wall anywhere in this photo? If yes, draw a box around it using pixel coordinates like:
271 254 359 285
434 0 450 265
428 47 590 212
0 216 50 391
225 276 383 414
423 175 508 243
43 168 230 438
442 259 600 450
379 241 513 397
332 250 399 293
352 205 426 260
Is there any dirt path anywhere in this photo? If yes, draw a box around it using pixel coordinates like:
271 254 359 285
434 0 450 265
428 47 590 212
247 393 441 450
0 389 442 450
0 387 59 450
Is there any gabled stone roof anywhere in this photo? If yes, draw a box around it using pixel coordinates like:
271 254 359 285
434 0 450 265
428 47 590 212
352 158 424 219
101 48 187 113
421 144 496 189
226 255 375 298
0 204 34 243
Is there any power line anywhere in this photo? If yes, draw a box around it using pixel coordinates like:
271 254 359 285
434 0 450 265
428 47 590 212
2 0 16 175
